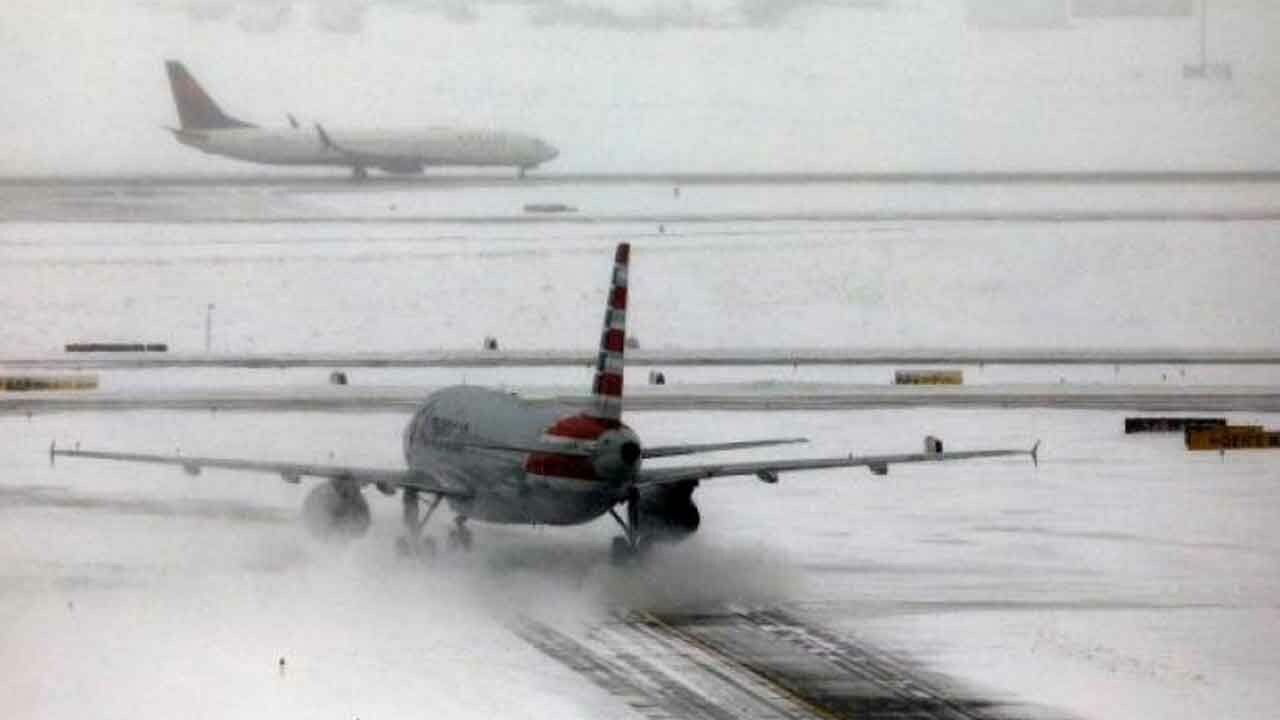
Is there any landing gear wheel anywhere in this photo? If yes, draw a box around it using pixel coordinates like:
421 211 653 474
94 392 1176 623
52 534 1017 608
447 518 474 552
419 537 438 558
396 535 437 559
610 536 637 566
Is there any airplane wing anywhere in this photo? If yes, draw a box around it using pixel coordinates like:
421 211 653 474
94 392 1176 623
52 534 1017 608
314 123 405 167
49 443 471 497
635 441 1039 487
641 437 808 459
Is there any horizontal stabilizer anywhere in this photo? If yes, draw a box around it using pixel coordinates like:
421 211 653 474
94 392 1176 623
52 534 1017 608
636 442 1039 487
642 437 808 459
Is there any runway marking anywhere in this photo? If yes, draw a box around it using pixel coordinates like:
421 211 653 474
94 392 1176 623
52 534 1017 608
514 608 1036 720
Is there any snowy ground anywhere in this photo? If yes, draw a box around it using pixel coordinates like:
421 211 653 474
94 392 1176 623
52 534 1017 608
2 177 1278 719
3 407 1279 720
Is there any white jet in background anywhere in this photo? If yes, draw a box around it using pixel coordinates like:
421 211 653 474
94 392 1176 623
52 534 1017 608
163 60 559 180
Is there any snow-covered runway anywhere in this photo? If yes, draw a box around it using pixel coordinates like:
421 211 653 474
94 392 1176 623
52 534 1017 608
2 176 1277 719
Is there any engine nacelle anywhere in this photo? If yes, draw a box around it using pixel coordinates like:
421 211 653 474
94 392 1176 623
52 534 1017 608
637 480 701 543
301 481 372 540
592 429 643 482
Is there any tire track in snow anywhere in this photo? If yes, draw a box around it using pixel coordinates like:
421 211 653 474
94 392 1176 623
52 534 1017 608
515 608 1042 720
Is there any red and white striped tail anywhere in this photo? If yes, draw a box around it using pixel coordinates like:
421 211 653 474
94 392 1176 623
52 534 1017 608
589 243 629 422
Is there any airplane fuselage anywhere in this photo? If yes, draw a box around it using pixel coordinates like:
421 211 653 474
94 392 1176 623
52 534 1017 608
174 126 558 173
403 386 639 525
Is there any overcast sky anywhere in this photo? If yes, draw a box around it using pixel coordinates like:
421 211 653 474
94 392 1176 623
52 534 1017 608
3 0 1279 174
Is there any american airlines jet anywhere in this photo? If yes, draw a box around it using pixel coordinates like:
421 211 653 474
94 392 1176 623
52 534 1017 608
52 244 1036 564
163 60 559 179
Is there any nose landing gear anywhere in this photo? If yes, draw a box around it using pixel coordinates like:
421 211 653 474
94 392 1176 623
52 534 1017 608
397 488 441 557
447 516 474 552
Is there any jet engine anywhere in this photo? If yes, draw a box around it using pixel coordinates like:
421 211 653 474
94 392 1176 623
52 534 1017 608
637 480 701 542
301 480 372 540
591 429 643 481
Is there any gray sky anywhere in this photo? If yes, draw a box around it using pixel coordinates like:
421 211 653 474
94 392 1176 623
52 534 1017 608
3 0 1279 174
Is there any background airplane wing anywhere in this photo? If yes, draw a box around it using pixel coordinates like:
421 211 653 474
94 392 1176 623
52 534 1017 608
313 123 406 167
635 442 1038 486
50 444 471 497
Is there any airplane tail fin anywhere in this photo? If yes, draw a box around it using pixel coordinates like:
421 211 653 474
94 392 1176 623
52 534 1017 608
165 60 255 130
589 243 630 422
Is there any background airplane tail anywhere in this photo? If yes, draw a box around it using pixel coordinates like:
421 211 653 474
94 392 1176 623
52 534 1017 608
589 243 630 422
165 60 255 130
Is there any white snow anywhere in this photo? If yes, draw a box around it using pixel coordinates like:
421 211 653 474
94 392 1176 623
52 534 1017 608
2 178 1278 719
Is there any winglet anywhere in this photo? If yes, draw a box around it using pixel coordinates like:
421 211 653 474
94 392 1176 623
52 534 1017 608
1030 440 1041 467
315 123 338 152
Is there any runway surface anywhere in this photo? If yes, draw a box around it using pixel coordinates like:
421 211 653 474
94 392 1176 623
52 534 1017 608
7 403 1279 720
5 172 1279 226
7 170 1280 188
6 347 1280 369
7 382 1280 415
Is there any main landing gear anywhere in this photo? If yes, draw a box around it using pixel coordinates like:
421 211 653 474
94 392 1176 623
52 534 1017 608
396 489 473 558
608 488 648 566
351 166 369 182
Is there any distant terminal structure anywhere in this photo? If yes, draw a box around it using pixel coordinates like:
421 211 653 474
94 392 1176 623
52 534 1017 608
970 0 1231 81
1 375 98 392
1186 425 1280 450
65 342 168 353
1125 416 1225 434
894 369 963 385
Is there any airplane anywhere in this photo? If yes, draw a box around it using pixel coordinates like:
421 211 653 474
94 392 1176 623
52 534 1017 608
51 243 1038 564
163 60 559 180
